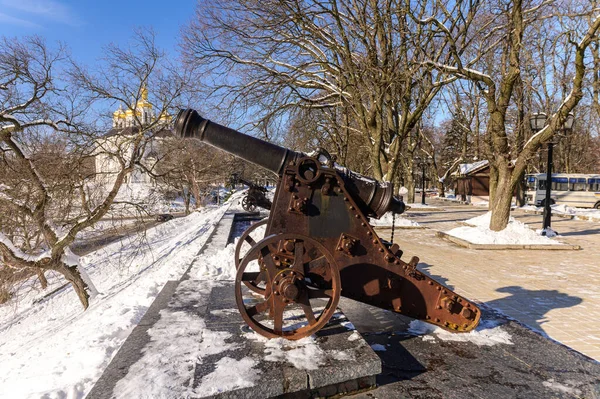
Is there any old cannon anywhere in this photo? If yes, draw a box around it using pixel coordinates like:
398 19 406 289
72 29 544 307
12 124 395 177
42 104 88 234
175 109 481 340
233 176 272 212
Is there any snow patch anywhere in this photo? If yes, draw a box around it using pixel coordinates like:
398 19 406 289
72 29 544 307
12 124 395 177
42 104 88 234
522 204 600 222
370 212 420 227
446 211 562 245
457 160 489 175
247 333 325 370
407 319 513 346
196 357 260 397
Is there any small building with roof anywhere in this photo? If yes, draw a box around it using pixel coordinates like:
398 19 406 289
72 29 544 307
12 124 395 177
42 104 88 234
453 160 490 203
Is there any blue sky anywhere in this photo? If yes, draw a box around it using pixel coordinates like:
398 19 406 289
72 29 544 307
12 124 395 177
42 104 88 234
0 0 196 62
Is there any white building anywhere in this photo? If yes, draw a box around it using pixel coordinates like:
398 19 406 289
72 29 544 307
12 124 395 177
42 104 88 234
94 86 172 209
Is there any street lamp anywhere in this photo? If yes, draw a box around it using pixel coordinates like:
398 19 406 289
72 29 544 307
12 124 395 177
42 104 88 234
415 155 432 205
529 112 574 236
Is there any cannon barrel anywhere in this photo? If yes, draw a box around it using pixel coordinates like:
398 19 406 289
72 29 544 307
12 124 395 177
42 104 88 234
175 109 299 175
175 108 405 217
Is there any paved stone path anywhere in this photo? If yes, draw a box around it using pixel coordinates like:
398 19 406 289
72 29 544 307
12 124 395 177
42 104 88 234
378 199 600 362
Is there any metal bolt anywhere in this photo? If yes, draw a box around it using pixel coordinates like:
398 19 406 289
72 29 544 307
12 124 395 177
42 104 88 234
379 248 384 253
349 206 355 210
355 214 360 218
461 307 474 319
361 222 367 227
435 318 440 322
428 281 433 285
436 287 441 291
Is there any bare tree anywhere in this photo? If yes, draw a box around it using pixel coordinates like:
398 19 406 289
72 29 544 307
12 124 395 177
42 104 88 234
0 31 190 309
422 0 600 230
154 138 236 212
181 0 478 195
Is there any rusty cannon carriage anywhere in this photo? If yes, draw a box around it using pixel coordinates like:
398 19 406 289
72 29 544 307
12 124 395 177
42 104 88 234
234 176 272 212
175 109 481 340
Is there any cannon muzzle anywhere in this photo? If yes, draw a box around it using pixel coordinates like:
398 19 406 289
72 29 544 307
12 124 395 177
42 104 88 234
175 109 299 175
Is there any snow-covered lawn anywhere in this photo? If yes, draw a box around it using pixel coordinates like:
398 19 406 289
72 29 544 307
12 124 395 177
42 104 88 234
521 204 600 222
369 211 421 227
0 193 242 398
445 212 562 245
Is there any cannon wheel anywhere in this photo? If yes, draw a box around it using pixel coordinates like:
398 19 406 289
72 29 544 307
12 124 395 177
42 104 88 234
242 196 257 212
235 219 268 294
235 233 341 340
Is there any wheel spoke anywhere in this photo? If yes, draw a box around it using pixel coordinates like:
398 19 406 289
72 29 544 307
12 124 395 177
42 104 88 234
273 298 285 333
246 300 270 317
292 241 305 274
245 236 257 246
260 247 278 277
298 292 317 325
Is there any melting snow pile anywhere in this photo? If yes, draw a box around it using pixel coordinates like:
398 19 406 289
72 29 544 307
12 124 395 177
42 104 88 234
408 319 513 346
370 212 421 227
522 204 600 222
445 212 562 245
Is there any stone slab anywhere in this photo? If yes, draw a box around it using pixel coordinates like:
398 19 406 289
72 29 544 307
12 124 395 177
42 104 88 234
435 231 581 250
338 298 600 399
187 281 381 399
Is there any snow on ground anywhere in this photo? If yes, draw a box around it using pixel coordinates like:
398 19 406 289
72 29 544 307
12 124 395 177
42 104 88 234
0 192 244 399
112 280 259 398
406 202 435 209
521 204 600 222
445 211 562 245
369 212 421 227
407 319 513 346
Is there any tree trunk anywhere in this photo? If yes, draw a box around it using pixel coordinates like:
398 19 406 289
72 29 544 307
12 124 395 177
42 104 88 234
515 169 526 207
36 269 48 289
56 263 90 309
489 168 514 231
184 190 191 215
488 165 499 209
437 178 445 198
404 169 415 204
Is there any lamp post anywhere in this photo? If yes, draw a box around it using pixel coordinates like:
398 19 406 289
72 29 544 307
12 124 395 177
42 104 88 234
415 156 432 205
529 112 574 236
